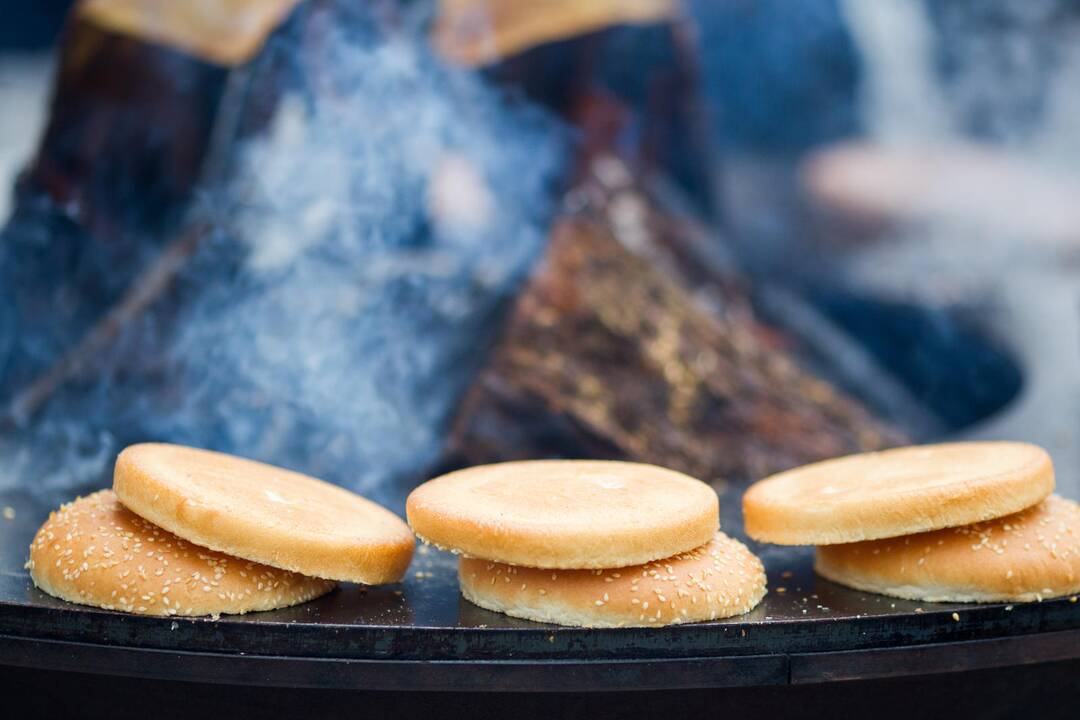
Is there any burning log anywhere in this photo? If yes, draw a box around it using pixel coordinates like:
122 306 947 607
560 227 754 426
449 164 904 485
435 0 717 219
2 1 301 421
24 20 218 240
19 0 303 237
441 1 905 484
1 0 905 497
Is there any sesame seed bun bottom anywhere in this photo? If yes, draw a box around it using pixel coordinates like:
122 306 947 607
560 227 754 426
27 491 336 616
814 495 1080 603
459 533 766 627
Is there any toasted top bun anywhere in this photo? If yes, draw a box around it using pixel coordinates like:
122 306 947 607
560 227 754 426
743 442 1053 545
27 491 335 616
459 533 765 627
407 460 719 569
114 443 414 584
815 495 1080 603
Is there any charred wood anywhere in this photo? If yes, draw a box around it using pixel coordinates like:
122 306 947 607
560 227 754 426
450 166 905 487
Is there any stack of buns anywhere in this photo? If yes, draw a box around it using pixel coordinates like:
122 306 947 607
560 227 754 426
406 460 766 627
26 443 415 617
744 441 1080 603
31 439 1069 621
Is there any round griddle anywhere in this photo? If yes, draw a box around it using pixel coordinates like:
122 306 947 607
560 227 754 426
1 485 1079 693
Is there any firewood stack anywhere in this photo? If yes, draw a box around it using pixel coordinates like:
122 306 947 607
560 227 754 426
2 0 302 422
437 0 904 486
2 0 905 492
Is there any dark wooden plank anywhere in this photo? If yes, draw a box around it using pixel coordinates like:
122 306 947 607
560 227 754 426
449 213 904 487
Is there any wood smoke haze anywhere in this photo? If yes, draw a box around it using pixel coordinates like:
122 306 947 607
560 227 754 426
0 21 566 506
838 0 1080 301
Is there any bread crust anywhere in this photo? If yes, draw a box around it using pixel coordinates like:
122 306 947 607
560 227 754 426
459 533 766 627
114 443 414 584
744 442 1053 545
27 491 336 616
815 495 1080 602
407 460 719 569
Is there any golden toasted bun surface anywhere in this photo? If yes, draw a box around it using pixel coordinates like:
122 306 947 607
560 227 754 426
113 443 414 584
743 442 1053 545
407 460 719 569
815 495 1080 603
459 533 765 627
27 491 335 616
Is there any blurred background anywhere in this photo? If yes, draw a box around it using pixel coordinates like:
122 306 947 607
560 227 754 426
1 0 1078 513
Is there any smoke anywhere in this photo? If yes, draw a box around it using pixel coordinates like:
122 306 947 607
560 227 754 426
838 0 952 143
815 0 1080 303
0 11 566 506
826 0 1080 490
688 0 861 151
683 1 1079 453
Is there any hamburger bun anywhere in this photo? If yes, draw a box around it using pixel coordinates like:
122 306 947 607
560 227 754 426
815 495 1080 603
27 491 336 616
744 442 1053 545
459 533 766 627
114 443 414 584
407 460 719 569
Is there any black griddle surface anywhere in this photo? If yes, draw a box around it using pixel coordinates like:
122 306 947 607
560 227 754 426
2 486 1079 691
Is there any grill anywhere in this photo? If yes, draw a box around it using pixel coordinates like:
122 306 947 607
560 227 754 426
4 2 1080 717
3 485 1079 694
